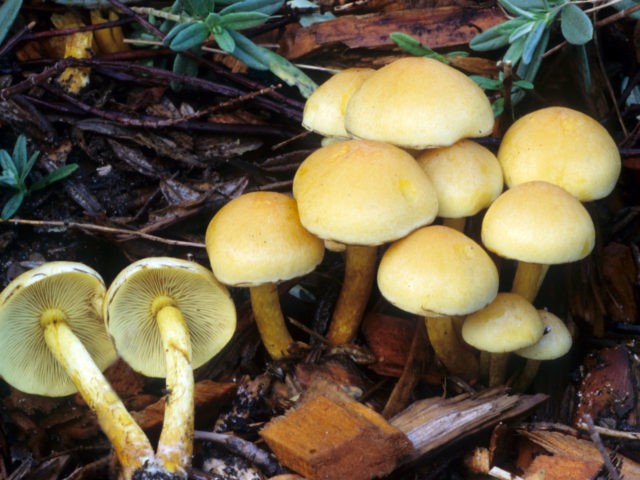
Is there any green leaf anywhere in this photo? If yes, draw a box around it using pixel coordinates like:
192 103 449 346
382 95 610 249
389 32 449 63
508 20 536 43
491 97 505 117
516 28 549 81
469 75 503 91
12 135 27 177
521 19 545 64
469 18 527 51
560 3 593 45
503 35 526 65
214 27 235 52
164 21 200 45
30 164 78 192
0 150 17 179
513 79 534 89
1 191 24 219
504 0 547 10
218 11 270 30
500 0 538 18
168 22 210 51
171 53 200 91
612 0 640 20
219 0 283 16
229 30 317 97
0 0 22 46
184 0 214 17
20 150 40 184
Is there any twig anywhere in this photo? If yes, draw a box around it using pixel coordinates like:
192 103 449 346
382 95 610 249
577 421 640 441
0 218 206 248
583 414 623 480
488 466 524 480
193 430 281 477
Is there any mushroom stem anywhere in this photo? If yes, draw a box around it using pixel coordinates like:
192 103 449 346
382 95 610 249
511 262 549 302
155 303 194 477
488 353 509 387
41 310 155 480
249 283 294 359
326 245 378 345
512 359 542 392
425 316 479 380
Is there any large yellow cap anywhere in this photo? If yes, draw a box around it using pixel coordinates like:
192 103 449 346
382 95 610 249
482 181 595 264
498 106 621 201
416 139 503 218
344 57 494 149
205 191 324 287
293 139 439 245
377 225 498 316
302 67 375 139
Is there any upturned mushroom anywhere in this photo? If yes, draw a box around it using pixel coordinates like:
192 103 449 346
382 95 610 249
206 191 324 359
344 57 494 149
0 262 155 479
497 106 621 201
104 257 236 477
377 225 499 379
293 139 439 345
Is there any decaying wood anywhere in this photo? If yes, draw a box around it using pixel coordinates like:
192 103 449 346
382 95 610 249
523 454 601 480
517 428 640 479
278 6 505 60
390 387 548 461
260 384 414 480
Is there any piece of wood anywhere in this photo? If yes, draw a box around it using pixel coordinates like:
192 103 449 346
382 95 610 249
523 454 601 480
278 6 506 59
260 388 414 480
390 387 548 461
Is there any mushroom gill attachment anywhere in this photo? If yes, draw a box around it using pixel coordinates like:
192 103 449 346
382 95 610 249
0 261 155 480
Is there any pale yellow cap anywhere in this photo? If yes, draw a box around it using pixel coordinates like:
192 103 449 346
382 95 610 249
0 262 115 396
302 67 375 139
498 106 621 201
206 191 324 286
482 181 595 264
416 139 503 218
293 139 439 245
344 57 494 149
104 257 236 378
462 292 545 352
515 309 572 360
377 225 499 316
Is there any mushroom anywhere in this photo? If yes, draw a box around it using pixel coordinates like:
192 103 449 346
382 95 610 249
461 292 545 386
205 191 324 359
497 106 621 201
302 67 375 145
344 57 494 149
0 262 155 479
104 257 236 477
415 139 504 232
377 225 499 379
482 181 595 302
512 309 573 391
293 139 439 345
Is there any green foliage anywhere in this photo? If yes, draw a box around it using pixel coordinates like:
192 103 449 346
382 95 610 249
0 136 79 219
0 0 23 46
159 0 318 97
389 32 469 64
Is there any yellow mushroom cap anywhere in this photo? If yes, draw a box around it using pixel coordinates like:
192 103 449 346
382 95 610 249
344 57 494 149
515 309 572 360
377 225 499 316
498 106 621 201
482 181 595 264
293 139 439 245
0 262 115 396
104 257 236 378
302 67 375 139
416 139 504 218
206 191 324 287
462 292 545 353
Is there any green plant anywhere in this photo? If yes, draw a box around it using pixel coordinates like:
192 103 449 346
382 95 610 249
0 135 79 219
138 0 317 97
0 0 22 47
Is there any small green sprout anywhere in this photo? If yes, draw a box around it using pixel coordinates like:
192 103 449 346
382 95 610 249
0 135 79 219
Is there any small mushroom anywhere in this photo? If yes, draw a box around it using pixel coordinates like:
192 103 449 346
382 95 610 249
206 191 324 359
415 139 504 232
302 67 375 145
497 106 621 201
293 139 438 345
377 225 499 380
344 57 494 149
0 262 154 479
462 292 545 386
512 309 573 391
104 257 236 477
